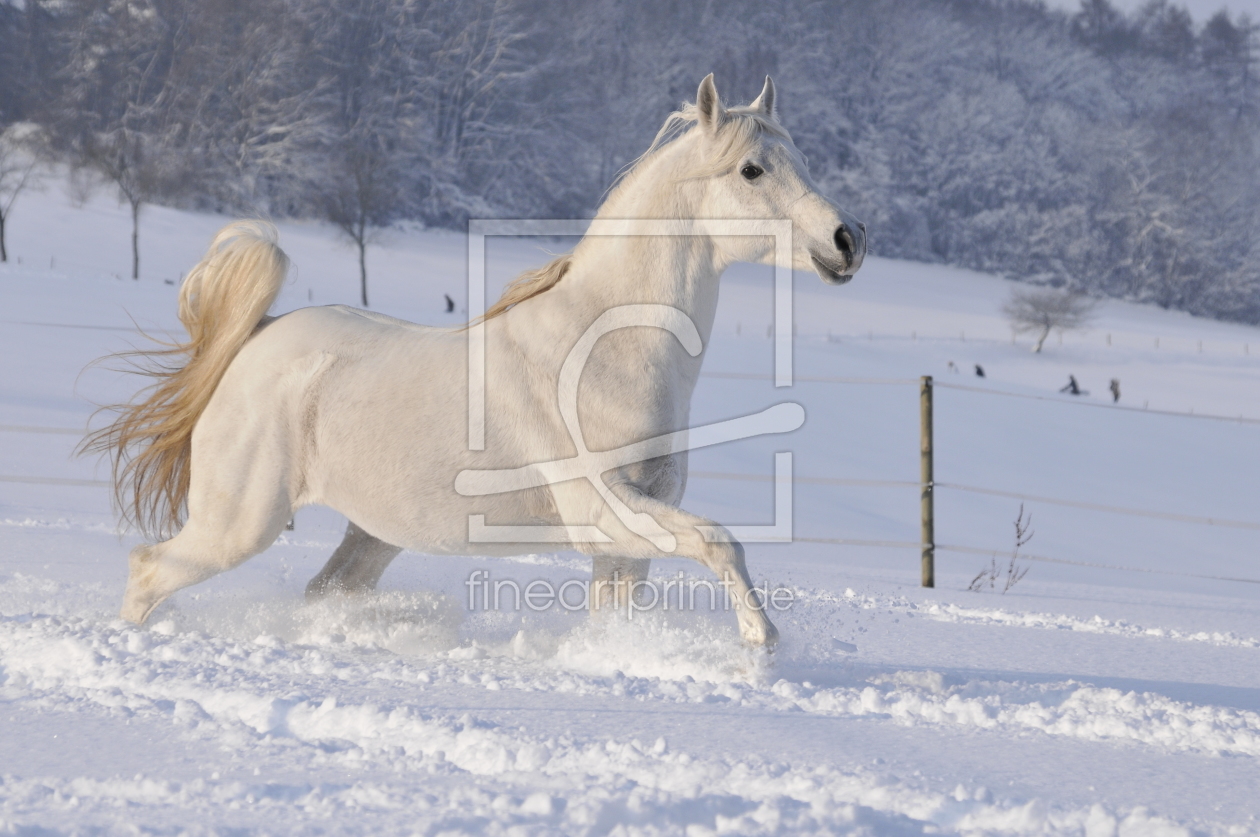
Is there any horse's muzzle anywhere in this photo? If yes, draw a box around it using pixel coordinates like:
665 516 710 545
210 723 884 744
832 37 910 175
811 254 853 285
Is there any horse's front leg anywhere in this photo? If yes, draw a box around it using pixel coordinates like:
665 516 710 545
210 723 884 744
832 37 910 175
590 556 652 613
572 487 778 647
305 521 403 599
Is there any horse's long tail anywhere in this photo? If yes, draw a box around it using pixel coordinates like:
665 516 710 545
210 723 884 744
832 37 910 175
82 221 289 539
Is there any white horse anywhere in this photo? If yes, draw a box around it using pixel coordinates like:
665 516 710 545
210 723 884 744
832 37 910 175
91 75 865 645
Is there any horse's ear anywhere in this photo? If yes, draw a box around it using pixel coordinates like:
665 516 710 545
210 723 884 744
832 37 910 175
750 76 777 120
696 73 725 134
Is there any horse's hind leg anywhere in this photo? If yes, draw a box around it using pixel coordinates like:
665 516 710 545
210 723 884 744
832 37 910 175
305 521 402 600
121 506 291 624
121 412 297 623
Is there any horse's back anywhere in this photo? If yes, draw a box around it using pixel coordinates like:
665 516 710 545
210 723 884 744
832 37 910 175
228 305 469 407
200 303 465 479
250 305 452 358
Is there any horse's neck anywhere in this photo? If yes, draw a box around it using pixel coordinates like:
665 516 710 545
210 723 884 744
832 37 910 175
568 234 723 338
501 141 724 401
564 145 725 346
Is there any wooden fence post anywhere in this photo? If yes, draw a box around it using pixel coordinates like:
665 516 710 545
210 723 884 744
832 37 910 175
920 375 935 588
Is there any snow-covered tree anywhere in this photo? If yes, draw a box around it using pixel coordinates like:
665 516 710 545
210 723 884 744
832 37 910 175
9 0 1259 324
50 0 189 279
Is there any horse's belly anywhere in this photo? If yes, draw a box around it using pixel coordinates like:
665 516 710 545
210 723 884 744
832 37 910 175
321 464 559 557
305 362 563 556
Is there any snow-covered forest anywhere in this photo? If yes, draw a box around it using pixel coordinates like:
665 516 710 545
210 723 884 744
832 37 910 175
1 0 1258 321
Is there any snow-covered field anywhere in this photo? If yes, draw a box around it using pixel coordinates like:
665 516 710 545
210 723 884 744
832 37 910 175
1 182 1259 835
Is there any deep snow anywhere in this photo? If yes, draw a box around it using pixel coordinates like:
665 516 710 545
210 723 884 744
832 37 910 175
0 181 1259 834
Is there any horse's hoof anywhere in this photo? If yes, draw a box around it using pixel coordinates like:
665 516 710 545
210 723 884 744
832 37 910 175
120 593 159 625
741 619 779 649
121 545 167 624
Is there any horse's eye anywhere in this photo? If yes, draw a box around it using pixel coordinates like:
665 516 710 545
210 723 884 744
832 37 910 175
740 164 764 181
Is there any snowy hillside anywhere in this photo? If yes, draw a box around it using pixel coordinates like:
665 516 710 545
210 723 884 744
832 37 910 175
1 183 1259 834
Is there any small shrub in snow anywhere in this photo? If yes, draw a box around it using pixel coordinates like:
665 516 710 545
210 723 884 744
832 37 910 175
969 504 1033 593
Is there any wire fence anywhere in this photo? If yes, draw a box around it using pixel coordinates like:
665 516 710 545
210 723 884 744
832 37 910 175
730 322 1255 359
1 320 140 333
0 474 109 487
700 370 1260 425
698 369 1260 585
1 371 1257 585
0 424 85 435
690 468 1260 532
932 380 1260 425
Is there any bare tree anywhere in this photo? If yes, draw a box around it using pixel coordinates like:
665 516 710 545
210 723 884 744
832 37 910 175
0 123 44 263
319 132 400 307
76 128 168 279
299 0 417 307
1003 286 1098 352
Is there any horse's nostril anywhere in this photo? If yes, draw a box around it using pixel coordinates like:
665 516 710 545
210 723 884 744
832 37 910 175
858 221 866 233
834 224 854 260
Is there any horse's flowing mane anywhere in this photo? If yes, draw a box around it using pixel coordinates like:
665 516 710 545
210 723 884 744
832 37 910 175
473 253 572 325
472 101 788 325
